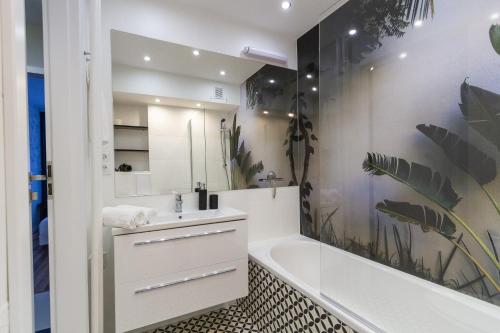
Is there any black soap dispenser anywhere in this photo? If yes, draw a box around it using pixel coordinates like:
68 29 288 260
198 183 208 210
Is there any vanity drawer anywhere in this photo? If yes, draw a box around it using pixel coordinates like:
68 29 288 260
115 259 248 333
114 220 247 284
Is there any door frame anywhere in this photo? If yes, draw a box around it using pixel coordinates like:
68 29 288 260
0 5 10 333
0 0 35 332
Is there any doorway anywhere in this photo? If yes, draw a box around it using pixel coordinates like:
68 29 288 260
26 1 50 331
27 73 51 333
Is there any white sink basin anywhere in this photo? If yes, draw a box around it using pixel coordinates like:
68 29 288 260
152 209 225 224
112 207 247 235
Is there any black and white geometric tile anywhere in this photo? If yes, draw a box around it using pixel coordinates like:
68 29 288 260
143 260 356 333
144 305 259 333
237 260 356 333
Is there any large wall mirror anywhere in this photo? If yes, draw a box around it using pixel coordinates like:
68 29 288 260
111 30 299 197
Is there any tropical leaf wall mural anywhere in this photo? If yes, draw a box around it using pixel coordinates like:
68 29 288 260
375 200 456 237
360 28 500 299
237 63 298 192
375 200 499 291
459 80 500 152
417 124 500 214
319 0 500 306
490 24 500 55
416 124 497 186
362 153 462 210
229 114 264 190
285 93 318 237
397 0 434 23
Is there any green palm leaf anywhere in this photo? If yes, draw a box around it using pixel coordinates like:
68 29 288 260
459 79 500 151
417 124 497 185
228 113 264 188
378 200 500 292
397 0 434 24
229 114 240 160
363 153 461 209
376 200 456 237
490 24 500 55
245 161 264 184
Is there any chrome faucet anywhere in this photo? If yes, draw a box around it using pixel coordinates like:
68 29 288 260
259 171 284 199
174 192 183 213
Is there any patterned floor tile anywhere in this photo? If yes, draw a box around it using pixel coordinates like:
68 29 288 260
144 305 259 333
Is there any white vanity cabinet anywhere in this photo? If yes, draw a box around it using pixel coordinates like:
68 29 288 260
113 212 248 333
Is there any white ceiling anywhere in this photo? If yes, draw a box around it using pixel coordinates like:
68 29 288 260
165 0 342 40
111 31 265 85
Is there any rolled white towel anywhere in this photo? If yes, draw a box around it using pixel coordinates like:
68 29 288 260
102 206 146 230
117 205 158 225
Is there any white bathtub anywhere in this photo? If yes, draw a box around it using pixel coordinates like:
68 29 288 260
249 235 500 333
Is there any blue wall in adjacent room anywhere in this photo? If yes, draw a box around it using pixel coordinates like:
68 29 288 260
28 73 46 233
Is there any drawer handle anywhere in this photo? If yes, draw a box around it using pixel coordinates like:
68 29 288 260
134 266 237 294
133 228 236 246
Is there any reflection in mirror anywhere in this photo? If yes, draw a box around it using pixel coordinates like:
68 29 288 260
111 30 298 197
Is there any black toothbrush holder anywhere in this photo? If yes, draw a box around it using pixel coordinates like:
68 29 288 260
209 194 218 210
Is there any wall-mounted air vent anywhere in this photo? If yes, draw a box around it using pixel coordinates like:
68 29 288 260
214 87 224 100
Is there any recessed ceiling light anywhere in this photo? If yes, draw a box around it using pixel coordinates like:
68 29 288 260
269 79 275 84
370 65 375 71
288 113 294 118
414 20 423 27
193 50 200 56
281 1 291 10
399 52 408 59
348 29 357 36
196 103 202 107
306 74 313 79
220 70 226 76
155 98 160 103
263 110 269 115
312 86 318 92
491 13 500 20
144 55 151 62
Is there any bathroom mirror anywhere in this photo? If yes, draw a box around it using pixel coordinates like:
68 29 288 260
111 30 299 197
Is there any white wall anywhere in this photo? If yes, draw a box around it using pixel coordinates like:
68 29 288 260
148 105 204 194
0 10 8 332
114 104 233 195
204 109 233 192
113 103 148 127
113 64 240 106
102 0 297 70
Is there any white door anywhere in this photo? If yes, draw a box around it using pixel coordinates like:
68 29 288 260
43 0 91 332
